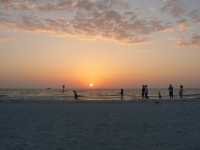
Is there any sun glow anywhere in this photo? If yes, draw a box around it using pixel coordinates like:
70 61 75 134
90 83 93 87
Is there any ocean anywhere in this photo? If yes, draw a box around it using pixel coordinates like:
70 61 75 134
1 89 200 149
0 88 200 101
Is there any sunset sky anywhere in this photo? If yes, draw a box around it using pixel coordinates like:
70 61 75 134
0 0 200 89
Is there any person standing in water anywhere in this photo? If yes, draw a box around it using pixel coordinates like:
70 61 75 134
73 90 78 100
142 85 145 99
119 89 123 99
62 85 65 93
168 84 173 99
179 85 183 98
159 92 162 99
145 85 149 99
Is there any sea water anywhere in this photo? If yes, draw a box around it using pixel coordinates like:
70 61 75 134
0 88 200 101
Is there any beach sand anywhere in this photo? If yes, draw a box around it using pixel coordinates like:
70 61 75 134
1 99 200 149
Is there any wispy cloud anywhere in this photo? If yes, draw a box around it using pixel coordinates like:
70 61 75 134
170 33 200 48
149 6 155 12
176 19 191 30
161 0 186 18
0 36 13 42
0 0 14 9
37 0 130 12
188 9 200 24
134 6 140 9
0 11 11 16
0 0 36 10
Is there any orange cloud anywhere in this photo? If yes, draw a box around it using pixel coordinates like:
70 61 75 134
0 0 178 45
0 0 36 10
170 33 200 48
0 36 14 42
149 6 155 12
0 0 14 9
0 0 173 45
176 19 191 30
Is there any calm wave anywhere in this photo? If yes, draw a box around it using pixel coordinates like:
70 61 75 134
0 88 200 101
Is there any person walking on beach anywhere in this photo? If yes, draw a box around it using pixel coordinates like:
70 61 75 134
142 85 145 99
168 84 173 99
73 90 78 100
179 85 183 98
159 92 162 99
145 85 149 99
119 89 123 99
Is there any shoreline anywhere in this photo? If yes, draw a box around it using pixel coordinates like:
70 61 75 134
0 98 199 103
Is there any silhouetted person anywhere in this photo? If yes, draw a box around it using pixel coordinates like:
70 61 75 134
159 92 162 99
73 90 78 100
142 85 145 99
62 85 65 93
145 85 149 99
179 85 183 98
168 84 173 99
119 89 123 99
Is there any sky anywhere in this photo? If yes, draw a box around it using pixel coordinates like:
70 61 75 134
0 0 200 89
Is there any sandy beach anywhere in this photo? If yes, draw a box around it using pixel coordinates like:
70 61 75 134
1 99 200 150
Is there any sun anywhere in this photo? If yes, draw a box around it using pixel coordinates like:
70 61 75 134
90 83 93 87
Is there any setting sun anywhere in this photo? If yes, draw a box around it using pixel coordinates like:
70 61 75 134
90 83 93 87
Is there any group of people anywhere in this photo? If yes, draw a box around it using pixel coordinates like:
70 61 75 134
167 84 183 99
141 84 183 99
73 84 184 100
142 85 149 99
